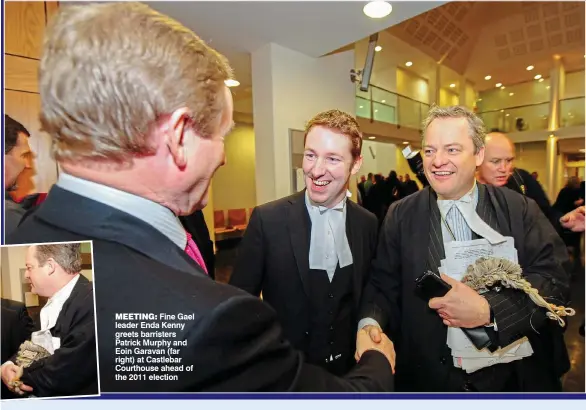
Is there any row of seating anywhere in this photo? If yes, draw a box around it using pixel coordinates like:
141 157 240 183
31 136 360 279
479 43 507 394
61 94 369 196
213 208 253 235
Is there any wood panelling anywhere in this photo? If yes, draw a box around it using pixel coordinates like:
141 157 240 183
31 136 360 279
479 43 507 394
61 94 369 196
45 2 60 24
5 1 46 59
5 55 39 94
5 2 60 197
5 90 58 197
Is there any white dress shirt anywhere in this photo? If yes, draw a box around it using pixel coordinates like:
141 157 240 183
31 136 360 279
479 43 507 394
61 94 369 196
305 190 353 282
40 274 80 331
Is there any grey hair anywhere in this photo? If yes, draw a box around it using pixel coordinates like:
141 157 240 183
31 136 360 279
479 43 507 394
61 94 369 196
421 105 486 154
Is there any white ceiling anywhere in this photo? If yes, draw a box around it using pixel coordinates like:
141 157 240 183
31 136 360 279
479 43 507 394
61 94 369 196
145 1 442 87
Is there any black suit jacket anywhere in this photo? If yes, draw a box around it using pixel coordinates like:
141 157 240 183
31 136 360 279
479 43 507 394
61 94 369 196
361 183 571 392
8 185 393 392
1 299 34 399
15 275 98 397
180 210 215 280
229 191 379 352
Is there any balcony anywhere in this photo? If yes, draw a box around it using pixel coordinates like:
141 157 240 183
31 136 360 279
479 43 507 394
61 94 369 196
356 85 430 131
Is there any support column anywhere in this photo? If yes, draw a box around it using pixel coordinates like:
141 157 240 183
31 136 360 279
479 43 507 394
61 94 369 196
251 43 356 205
545 55 565 200
427 62 440 106
458 75 467 108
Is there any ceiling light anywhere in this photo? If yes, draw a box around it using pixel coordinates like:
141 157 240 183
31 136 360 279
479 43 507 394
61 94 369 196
224 79 240 87
534 74 542 80
381 99 386 103
477 98 483 102
359 105 364 109
496 83 502 87
509 92 514 96
405 61 413 67
402 141 409 145
501 86 505 90
580 149 585 153
500 110 504 112
374 109 378 113
546 86 550 89
368 136 376 140
538 78 544 82
506 114 510 117
363 1 393 19
526 65 534 71
449 83 456 88
375 45 382 52
485 75 491 80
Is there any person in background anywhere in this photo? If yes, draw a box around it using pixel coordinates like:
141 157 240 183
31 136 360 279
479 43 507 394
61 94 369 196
559 205 585 337
476 132 558 231
4 115 34 236
357 175 367 207
230 109 385 377
9 2 394 392
402 174 419 197
0 299 34 399
359 105 571 392
554 176 584 275
531 171 539 180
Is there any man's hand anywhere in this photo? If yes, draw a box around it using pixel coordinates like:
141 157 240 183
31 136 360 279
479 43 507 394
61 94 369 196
1 363 33 395
354 325 382 361
560 206 585 233
429 274 490 328
355 328 396 372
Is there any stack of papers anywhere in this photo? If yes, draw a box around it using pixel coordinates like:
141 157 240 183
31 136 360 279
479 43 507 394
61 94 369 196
440 237 534 374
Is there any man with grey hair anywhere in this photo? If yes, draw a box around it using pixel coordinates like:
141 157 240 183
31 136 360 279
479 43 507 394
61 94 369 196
1 243 97 397
357 105 572 391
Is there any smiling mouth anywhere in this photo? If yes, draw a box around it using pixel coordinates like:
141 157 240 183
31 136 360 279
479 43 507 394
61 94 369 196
432 171 454 176
312 179 331 186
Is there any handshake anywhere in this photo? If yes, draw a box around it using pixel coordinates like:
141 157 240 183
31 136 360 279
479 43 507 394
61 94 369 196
354 325 396 372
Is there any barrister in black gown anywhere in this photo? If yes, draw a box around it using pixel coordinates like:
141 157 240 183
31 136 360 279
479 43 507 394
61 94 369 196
360 106 571 392
230 110 380 377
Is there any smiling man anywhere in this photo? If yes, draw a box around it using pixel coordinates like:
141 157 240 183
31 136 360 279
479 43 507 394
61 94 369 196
358 105 571 392
230 109 390 377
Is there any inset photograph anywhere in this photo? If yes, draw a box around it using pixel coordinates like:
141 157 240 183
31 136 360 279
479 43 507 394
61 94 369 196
0 241 99 399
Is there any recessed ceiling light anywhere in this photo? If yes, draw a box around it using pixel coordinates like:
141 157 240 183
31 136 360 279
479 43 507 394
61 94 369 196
485 75 491 80
509 92 514 96
374 109 378 113
500 110 504 113
526 65 534 71
538 78 544 82
359 105 364 109
477 98 483 102
363 1 393 19
496 83 502 87
405 61 413 67
450 83 456 88
546 86 550 89
375 46 382 52
381 99 386 103
224 79 240 87
501 86 506 90
534 74 542 80
368 136 376 140
402 141 409 145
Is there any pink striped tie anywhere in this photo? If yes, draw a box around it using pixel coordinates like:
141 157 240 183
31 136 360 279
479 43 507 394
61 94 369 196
184 232 208 275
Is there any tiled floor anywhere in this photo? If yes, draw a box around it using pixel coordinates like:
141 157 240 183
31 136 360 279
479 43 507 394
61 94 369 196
215 239 585 392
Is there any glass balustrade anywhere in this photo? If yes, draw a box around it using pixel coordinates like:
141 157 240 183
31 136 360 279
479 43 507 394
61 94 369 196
478 102 550 133
356 85 429 130
560 97 585 127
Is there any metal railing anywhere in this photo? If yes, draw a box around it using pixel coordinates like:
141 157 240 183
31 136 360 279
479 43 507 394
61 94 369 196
560 97 585 128
356 84 429 130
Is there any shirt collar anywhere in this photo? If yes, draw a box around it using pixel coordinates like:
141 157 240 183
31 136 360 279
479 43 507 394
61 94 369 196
305 190 350 214
56 172 187 249
47 274 79 306
436 181 478 214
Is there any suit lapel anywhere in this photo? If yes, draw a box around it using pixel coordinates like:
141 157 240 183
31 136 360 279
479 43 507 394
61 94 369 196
426 188 445 274
34 186 207 279
288 191 311 298
346 202 362 307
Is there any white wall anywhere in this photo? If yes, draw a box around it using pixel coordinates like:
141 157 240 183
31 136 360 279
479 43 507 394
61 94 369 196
252 43 355 205
360 140 398 177
1 246 28 303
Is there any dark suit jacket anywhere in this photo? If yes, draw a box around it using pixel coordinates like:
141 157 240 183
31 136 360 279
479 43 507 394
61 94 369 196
14 275 98 397
180 210 215 280
229 191 379 353
361 183 571 392
1 299 34 399
8 185 393 392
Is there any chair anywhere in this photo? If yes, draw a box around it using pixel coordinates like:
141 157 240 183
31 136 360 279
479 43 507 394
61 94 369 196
228 208 247 230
